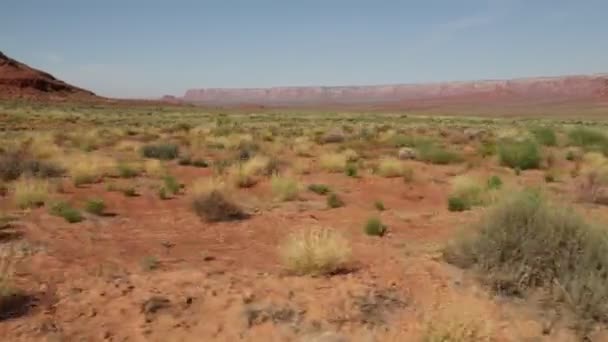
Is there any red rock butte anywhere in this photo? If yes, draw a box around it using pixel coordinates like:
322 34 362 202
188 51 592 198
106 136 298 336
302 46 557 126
0 51 96 100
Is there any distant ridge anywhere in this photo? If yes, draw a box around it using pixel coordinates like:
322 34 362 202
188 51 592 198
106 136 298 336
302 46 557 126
178 74 608 108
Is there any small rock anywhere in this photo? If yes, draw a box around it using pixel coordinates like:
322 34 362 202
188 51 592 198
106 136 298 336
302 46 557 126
203 255 216 262
397 147 417 160
242 290 255 304
141 296 171 315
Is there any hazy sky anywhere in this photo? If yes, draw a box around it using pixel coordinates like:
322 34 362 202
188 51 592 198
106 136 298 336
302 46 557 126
2 0 607 98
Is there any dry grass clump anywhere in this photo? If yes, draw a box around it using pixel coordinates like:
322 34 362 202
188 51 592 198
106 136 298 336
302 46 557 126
444 190 608 329
271 174 300 201
319 153 347 173
59 154 116 186
144 159 167 178
26 133 63 159
578 152 608 204
229 155 271 188
377 157 405 177
191 178 247 222
421 304 492 342
279 227 351 275
447 175 485 211
114 140 143 153
13 178 52 209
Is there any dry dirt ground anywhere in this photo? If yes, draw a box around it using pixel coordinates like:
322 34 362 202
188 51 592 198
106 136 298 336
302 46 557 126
0 105 607 341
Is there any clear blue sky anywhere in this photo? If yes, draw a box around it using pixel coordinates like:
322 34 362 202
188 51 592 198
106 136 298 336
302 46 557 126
2 0 607 98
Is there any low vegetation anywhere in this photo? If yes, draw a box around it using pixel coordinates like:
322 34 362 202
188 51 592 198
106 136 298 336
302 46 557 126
13 178 51 209
49 201 84 223
444 190 608 331
377 157 405 177
498 139 541 170
141 143 179 160
271 174 300 201
84 198 106 216
279 227 351 275
191 179 247 222
364 217 387 236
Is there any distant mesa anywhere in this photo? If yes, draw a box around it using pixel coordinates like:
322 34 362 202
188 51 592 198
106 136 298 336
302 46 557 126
177 74 608 108
0 51 96 100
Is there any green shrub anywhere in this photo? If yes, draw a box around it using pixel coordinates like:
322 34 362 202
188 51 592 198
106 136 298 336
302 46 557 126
84 198 105 215
163 175 181 195
50 201 83 223
418 144 462 165
308 184 330 195
498 139 540 170
568 127 608 147
122 187 138 197
444 191 608 329
447 196 469 212
486 175 502 190
544 171 556 183
116 163 140 178
530 126 557 146
364 217 386 236
158 187 169 200
374 200 385 211
345 163 358 177
477 140 497 158
141 143 179 160
326 193 344 208
271 175 300 201
192 159 209 168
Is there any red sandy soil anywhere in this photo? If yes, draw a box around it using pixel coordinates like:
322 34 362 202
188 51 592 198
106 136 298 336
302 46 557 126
0 155 600 341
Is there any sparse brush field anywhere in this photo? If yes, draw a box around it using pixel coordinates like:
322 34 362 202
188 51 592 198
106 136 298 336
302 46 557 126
2 100 608 341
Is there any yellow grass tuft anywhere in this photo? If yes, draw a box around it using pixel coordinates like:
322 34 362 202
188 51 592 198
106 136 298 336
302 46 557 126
57 154 117 186
229 155 270 188
279 227 351 275
13 178 52 209
144 159 167 178
319 153 347 172
271 173 300 201
377 157 405 177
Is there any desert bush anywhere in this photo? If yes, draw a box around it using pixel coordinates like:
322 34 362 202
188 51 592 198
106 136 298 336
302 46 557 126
279 227 351 275
192 189 247 222
530 126 557 146
326 193 344 208
141 143 179 160
417 144 462 165
191 159 209 168
319 153 347 173
84 198 105 216
544 170 556 183
13 178 51 209
308 183 330 195
191 178 243 219
116 162 141 178
486 175 502 190
448 196 469 212
49 201 83 223
498 139 541 170
364 217 387 236
158 187 169 200
377 157 404 177
0 152 64 181
163 175 181 195
374 200 385 211
344 163 358 177
271 174 300 201
477 140 497 158
448 175 484 211
444 191 608 327
121 186 138 197
568 127 608 148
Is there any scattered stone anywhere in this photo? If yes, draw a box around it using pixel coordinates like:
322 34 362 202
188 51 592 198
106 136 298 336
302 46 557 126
141 296 170 315
397 147 417 160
